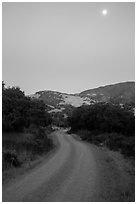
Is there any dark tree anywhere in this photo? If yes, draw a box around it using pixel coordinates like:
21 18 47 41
2 82 52 132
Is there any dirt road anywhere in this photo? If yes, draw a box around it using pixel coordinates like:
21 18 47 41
2 130 134 202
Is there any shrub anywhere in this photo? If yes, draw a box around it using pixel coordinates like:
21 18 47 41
2 83 52 132
75 130 92 141
91 133 109 145
2 149 21 169
120 137 135 157
31 127 53 155
106 133 125 150
74 130 135 158
68 103 135 136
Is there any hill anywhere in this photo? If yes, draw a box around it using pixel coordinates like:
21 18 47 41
79 81 135 105
29 82 135 111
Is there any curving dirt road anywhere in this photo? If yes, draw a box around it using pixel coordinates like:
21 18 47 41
2 130 134 202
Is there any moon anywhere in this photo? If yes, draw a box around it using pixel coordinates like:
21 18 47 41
102 9 108 16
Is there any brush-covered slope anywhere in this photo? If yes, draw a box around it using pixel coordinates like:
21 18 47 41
29 81 135 114
29 90 91 110
79 82 135 105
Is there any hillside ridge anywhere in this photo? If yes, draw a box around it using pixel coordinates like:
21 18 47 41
28 81 135 115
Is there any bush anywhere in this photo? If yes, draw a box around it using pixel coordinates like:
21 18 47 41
2 128 54 171
91 133 109 145
68 103 135 136
24 124 39 135
106 134 135 157
120 137 135 157
3 149 21 169
74 130 135 158
75 130 92 141
105 133 125 150
21 127 53 155
2 83 52 132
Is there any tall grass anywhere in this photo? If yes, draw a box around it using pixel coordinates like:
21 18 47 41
74 130 135 157
2 128 53 170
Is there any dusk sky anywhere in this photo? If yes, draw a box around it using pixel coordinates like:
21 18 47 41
2 2 135 95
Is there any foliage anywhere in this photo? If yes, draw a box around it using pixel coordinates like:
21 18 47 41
68 103 135 157
51 112 68 127
68 103 135 136
2 82 52 132
2 82 54 171
2 128 54 170
2 149 21 169
32 127 53 154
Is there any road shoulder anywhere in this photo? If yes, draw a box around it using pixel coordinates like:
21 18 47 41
71 133 135 201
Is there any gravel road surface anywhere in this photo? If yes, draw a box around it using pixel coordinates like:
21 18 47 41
3 130 133 202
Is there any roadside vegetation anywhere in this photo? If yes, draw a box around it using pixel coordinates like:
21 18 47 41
68 103 135 157
68 103 135 201
2 82 53 173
